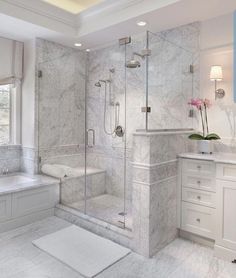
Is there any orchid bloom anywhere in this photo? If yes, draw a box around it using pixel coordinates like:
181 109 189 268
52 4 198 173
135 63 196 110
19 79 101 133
188 98 203 110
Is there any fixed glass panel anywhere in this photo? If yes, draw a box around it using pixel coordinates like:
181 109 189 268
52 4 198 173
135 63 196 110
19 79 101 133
37 40 86 214
147 31 195 130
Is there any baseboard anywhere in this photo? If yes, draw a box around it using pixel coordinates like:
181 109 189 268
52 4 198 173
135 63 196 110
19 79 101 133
214 244 236 262
179 229 215 248
0 208 55 233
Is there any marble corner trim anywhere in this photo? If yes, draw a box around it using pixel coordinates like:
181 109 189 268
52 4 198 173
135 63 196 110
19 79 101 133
133 175 177 187
132 159 178 168
133 160 177 184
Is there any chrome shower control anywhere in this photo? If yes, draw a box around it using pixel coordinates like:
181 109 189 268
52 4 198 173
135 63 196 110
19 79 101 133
115 125 124 137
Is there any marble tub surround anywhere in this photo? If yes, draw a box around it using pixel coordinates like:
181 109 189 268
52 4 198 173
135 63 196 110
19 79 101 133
132 131 194 257
0 145 21 173
0 173 59 195
21 146 38 174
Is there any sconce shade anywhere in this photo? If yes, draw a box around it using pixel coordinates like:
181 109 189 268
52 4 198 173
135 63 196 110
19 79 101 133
210 65 223 81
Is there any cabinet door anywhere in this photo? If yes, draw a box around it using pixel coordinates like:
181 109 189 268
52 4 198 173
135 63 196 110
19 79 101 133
216 179 236 251
12 185 59 217
0 194 11 222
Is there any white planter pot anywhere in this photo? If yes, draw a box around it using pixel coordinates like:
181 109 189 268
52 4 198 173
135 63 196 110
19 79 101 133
198 140 213 154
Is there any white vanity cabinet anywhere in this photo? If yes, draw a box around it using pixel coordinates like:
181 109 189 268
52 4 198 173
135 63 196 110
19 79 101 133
179 155 236 261
179 158 216 239
215 164 236 260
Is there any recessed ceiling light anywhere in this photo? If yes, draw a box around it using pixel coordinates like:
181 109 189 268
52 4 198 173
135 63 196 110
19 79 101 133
86 49 90 52
136 21 147 27
74 43 82 47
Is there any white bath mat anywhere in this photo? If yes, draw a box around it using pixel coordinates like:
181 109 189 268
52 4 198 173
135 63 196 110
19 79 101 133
32 225 130 277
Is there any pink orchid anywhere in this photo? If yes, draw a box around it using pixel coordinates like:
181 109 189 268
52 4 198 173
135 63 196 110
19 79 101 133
188 98 203 110
188 98 212 137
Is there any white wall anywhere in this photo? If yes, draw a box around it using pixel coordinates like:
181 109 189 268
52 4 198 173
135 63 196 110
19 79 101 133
21 39 35 148
200 13 236 144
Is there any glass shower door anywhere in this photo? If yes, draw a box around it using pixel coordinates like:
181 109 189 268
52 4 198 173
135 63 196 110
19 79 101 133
85 41 130 229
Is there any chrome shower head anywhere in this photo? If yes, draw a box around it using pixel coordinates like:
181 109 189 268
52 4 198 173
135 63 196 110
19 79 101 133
126 49 151 69
126 59 141 68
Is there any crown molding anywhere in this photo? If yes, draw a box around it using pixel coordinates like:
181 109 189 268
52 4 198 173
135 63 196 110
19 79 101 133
0 0 77 35
76 0 180 37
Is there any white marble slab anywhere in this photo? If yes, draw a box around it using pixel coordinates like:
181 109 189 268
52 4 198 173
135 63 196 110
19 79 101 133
178 152 236 165
0 173 59 195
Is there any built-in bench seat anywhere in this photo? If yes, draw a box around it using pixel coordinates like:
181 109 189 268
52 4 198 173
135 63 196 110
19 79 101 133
41 164 106 204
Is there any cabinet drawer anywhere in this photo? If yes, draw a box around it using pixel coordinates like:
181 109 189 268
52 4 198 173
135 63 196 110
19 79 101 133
183 159 215 177
182 188 216 208
12 185 59 217
181 202 215 239
182 174 216 192
0 194 11 222
216 163 236 181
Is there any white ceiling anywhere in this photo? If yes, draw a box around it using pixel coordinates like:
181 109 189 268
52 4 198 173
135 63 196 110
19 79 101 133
0 0 235 49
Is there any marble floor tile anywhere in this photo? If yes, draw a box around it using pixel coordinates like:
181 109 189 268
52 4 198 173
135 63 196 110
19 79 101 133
68 194 133 230
1 216 236 278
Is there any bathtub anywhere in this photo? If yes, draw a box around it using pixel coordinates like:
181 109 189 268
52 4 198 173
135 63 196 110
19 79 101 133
0 173 60 233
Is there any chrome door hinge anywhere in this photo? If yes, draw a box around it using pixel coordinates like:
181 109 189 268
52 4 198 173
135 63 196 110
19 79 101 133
38 70 43 78
141 107 151 113
190 65 194 73
38 156 42 164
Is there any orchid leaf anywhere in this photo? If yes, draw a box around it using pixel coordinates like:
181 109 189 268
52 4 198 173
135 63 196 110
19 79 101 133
205 133 221 140
188 134 205 140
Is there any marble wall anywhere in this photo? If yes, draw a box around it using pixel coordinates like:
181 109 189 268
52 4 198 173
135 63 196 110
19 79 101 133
0 145 21 173
132 132 195 257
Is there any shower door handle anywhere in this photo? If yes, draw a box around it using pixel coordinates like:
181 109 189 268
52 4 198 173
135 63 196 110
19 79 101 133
87 129 95 148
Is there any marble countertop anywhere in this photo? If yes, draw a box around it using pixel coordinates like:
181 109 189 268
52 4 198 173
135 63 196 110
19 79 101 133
178 152 236 165
0 173 60 195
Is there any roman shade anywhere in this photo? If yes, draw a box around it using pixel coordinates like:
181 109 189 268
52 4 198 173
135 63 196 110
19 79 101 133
0 37 23 87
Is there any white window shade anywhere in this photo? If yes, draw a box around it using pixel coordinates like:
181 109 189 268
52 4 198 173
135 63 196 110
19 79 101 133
0 37 23 87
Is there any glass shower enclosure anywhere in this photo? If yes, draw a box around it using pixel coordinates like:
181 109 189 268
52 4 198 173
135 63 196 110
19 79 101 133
37 28 195 231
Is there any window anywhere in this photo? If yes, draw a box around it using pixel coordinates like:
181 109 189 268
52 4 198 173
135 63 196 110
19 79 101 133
0 85 11 144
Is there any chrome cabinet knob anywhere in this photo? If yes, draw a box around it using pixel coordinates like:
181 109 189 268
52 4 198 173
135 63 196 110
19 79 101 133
197 180 201 184
197 165 201 170
197 196 201 200
196 218 200 222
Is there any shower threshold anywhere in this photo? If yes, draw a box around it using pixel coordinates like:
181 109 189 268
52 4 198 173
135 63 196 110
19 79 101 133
56 194 132 234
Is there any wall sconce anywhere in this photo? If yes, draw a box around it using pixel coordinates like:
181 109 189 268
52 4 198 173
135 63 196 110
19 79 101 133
210 65 225 100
